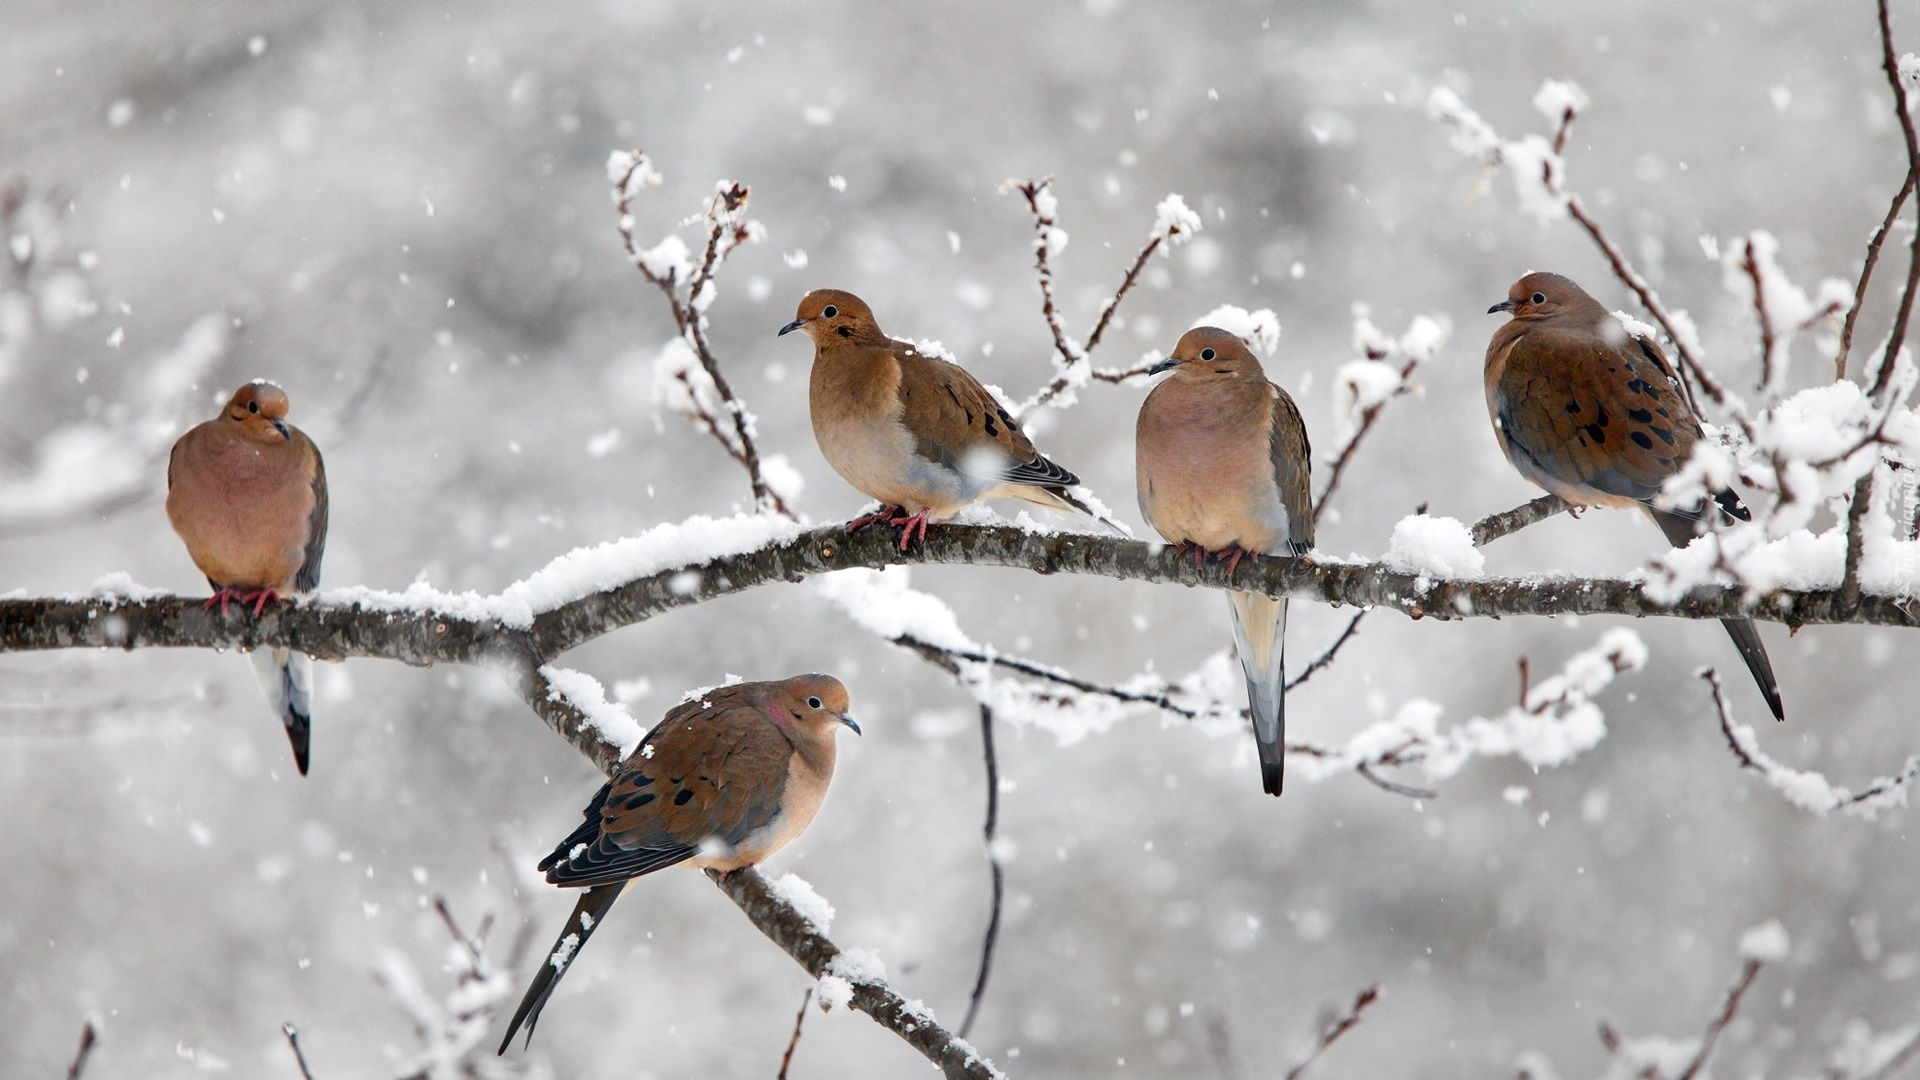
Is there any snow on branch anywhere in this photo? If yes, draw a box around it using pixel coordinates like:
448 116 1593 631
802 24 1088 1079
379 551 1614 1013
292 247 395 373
1704 667 1920 819
1722 230 1852 398
1291 628 1646 792
708 867 1007 1080
1004 176 1201 412
608 151 793 516
5 519 1917 680
1317 308 1449 524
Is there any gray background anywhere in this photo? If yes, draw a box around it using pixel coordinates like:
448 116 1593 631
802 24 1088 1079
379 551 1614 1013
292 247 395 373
2 1 1915 1077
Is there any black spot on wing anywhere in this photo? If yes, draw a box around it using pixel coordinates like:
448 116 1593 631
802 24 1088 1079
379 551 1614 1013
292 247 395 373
1628 407 1653 423
1630 431 1654 450
673 787 695 806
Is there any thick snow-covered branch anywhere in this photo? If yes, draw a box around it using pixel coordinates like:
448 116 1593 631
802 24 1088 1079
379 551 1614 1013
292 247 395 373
4 518 1916 674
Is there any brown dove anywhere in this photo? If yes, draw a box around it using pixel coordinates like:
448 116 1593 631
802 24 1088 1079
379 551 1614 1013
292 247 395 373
1486 271 1784 720
166 380 329 774
498 674 859 1053
1137 327 1313 796
779 288 1102 549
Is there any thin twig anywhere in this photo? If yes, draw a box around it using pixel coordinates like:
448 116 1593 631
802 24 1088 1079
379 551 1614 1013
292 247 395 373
1315 354 1421 525
283 1022 317 1080
1286 610 1368 693
1471 494 1571 546
1673 958 1764 1080
1871 0 1920 400
611 155 789 516
1705 667 1920 813
1565 195 1724 412
959 704 1004 1040
1739 237 1781 391
1837 171 1915 383
1011 176 1195 410
1281 985 1381 1080
1837 0 1920 384
778 987 813 1080
1840 470 1876 616
65 1020 98 1080
892 620 1419 799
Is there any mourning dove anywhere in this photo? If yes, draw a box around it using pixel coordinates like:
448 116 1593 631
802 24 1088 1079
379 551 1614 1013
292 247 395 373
166 380 329 774
780 289 1102 549
1136 327 1313 796
498 674 859 1053
1486 271 1785 720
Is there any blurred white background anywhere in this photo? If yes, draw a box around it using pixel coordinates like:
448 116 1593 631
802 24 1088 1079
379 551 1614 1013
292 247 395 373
2 1 1916 1077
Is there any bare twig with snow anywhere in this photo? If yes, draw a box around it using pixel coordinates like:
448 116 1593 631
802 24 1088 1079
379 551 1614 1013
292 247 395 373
707 867 1005 1080
1705 667 1919 817
608 152 790 516
1007 176 1200 411
1565 924 1788 1080
1871 0 1920 401
1428 83 1725 412
1280 984 1379 1080
1316 312 1447 523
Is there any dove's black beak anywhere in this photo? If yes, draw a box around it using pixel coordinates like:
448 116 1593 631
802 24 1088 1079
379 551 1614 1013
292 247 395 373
1487 299 1516 314
272 420 290 439
838 713 861 735
778 318 806 337
1148 356 1180 376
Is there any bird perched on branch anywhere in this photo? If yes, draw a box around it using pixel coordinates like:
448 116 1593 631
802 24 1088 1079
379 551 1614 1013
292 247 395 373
166 379 329 774
1484 271 1784 720
498 674 859 1053
780 288 1106 549
1136 327 1314 796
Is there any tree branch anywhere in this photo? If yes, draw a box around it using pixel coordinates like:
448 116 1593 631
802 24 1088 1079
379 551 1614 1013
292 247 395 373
5 521 1914 676
1281 984 1379 1080
1871 0 1920 399
708 868 1005 1080
1470 494 1570 546
959 703 1004 1040
65 1020 98 1080
1673 957 1763 1080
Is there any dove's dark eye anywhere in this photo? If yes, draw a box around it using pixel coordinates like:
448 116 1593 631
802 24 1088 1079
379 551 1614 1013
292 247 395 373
1531 292 1547 305
247 400 260 414
1199 347 1216 361
822 304 838 318
807 696 823 709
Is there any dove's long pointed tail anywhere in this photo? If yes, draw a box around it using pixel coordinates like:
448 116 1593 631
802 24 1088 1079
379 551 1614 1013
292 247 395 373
1647 507 1785 721
1227 590 1288 796
249 647 314 775
499 882 625 1054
